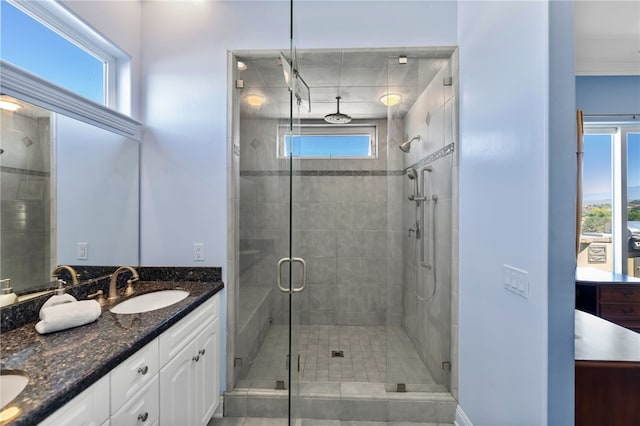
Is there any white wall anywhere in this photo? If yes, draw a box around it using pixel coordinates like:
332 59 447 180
458 1 574 425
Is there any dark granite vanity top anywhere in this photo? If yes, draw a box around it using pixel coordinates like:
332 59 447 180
0 279 223 425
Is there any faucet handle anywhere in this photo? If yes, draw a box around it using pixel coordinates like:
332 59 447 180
88 289 106 306
124 279 136 297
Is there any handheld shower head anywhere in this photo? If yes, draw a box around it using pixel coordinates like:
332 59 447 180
406 167 418 180
399 135 421 153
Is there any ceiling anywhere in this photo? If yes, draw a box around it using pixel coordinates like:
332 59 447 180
574 0 640 75
239 2 639 120
236 47 455 120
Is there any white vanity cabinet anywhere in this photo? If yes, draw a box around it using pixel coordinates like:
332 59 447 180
159 295 219 426
38 375 110 426
37 293 220 426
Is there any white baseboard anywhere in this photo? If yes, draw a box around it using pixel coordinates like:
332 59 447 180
455 405 473 426
213 395 224 418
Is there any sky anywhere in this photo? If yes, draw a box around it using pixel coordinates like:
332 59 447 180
583 132 640 203
0 0 104 104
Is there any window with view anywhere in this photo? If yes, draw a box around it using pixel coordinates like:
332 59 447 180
279 124 377 158
1 0 110 105
578 125 640 278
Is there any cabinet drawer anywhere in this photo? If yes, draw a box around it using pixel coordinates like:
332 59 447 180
159 296 217 366
39 375 109 426
110 338 159 414
599 303 640 319
600 286 640 302
110 375 159 426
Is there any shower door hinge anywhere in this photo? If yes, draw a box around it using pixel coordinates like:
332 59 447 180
234 357 243 368
235 79 244 89
442 361 451 371
443 76 453 86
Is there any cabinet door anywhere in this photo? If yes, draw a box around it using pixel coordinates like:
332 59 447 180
195 318 219 425
159 339 197 426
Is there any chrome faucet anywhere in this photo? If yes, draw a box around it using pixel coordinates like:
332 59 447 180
109 266 139 301
52 265 80 285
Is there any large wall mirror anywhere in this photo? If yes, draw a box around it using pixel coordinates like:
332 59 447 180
0 97 140 295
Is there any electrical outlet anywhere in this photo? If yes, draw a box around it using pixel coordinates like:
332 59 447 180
77 242 88 260
504 265 528 299
194 243 204 261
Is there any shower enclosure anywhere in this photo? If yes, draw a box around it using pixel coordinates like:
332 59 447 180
227 46 459 422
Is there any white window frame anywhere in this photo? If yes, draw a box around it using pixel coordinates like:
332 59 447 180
583 123 640 275
277 123 378 159
7 0 130 112
0 1 141 140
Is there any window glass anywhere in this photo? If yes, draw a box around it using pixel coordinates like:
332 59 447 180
284 134 371 157
579 133 613 273
627 132 640 277
1 0 105 103
279 124 376 159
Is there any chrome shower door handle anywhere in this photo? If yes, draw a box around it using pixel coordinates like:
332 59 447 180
276 257 307 293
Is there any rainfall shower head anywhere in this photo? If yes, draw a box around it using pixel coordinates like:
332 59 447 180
324 96 352 124
399 135 421 153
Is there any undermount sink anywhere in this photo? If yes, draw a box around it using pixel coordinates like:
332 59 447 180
0 370 28 409
110 290 189 315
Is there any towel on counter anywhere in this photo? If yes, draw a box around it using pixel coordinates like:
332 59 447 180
35 300 101 334
40 293 78 319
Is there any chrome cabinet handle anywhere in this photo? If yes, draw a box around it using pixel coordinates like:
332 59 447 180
137 365 148 375
137 412 148 422
199 349 206 356
193 355 200 362
276 257 307 293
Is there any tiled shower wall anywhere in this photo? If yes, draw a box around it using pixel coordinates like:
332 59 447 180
0 111 52 293
239 117 404 327
401 56 457 388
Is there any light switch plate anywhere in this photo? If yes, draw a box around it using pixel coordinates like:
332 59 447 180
77 242 88 260
504 265 528 299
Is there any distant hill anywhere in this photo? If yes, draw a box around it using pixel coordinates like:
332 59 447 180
584 186 640 205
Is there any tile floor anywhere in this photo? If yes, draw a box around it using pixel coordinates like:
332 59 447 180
237 325 439 391
209 418 454 426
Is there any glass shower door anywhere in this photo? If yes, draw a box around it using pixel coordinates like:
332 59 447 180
278 42 310 424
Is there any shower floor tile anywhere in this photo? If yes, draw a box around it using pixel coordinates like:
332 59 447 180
241 325 438 389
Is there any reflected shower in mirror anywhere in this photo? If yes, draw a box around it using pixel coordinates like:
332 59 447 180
0 97 140 296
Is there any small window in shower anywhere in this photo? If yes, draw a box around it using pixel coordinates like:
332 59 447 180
278 124 377 159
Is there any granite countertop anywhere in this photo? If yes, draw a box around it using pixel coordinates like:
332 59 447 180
0 280 224 426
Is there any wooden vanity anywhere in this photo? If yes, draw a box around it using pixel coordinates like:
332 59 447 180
575 310 640 425
575 267 640 333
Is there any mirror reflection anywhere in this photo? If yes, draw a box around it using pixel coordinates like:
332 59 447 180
0 97 140 296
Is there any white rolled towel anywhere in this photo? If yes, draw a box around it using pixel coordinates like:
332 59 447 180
35 300 101 334
40 293 78 319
